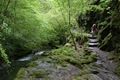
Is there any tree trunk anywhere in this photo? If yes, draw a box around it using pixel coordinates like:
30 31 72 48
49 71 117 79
3 0 11 15
68 0 77 50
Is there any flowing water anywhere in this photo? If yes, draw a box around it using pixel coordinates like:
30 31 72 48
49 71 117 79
17 51 44 61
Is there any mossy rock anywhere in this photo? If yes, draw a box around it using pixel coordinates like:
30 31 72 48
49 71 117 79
30 70 48 78
26 61 37 67
40 46 96 68
14 68 25 80
31 55 42 61
115 62 120 75
73 74 101 80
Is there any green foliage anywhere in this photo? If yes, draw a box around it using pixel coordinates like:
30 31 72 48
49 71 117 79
0 0 60 61
72 29 89 44
0 0 94 63
2 0 119 68
0 44 10 64
97 0 120 52
77 0 120 52
99 32 112 50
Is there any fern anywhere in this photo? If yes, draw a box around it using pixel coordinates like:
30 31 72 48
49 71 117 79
0 44 10 64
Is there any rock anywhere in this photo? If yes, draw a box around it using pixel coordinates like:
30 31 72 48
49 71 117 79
96 60 102 65
14 59 82 80
88 42 99 46
74 74 103 80
87 47 99 51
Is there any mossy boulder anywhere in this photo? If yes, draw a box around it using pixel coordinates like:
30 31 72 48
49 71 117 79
40 46 96 69
30 70 48 78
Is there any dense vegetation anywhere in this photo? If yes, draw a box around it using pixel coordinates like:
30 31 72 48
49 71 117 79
0 0 90 63
78 0 120 53
0 0 120 75
77 0 120 75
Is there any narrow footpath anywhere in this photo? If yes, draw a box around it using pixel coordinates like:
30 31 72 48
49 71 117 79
86 33 120 80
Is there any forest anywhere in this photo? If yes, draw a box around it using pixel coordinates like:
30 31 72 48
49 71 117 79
0 0 120 80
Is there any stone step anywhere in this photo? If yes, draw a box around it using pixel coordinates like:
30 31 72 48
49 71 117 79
89 39 98 43
87 47 99 50
88 34 97 39
87 33 99 48
88 36 97 39
87 42 99 47
88 45 98 47
88 34 97 37
87 42 99 46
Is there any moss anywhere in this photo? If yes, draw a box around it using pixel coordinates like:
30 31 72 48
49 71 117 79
44 58 52 63
64 57 83 68
26 61 37 67
30 70 48 78
82 49 93 56
73 68 93 80
115 62 120 75
88 54 97 62
80 49 97 64
15 68 25 80
73 74 91 80
40 46 96 69
31 55 42 60
73 67 90 80
50 46 75 56
60 62 68 67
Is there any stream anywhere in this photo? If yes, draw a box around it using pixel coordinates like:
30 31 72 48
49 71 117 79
17 51 45 61
0 49 50 80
